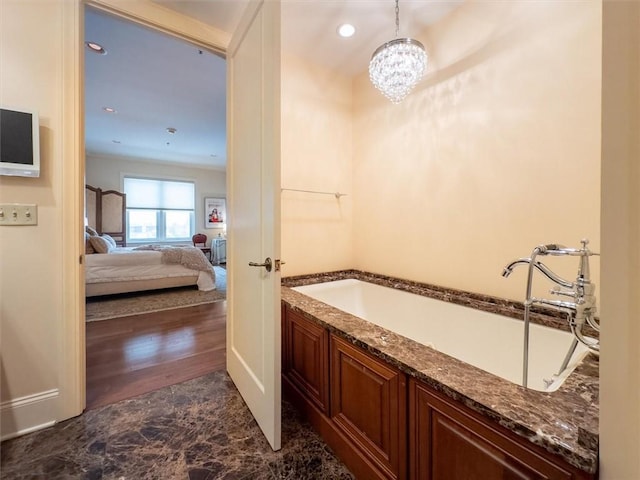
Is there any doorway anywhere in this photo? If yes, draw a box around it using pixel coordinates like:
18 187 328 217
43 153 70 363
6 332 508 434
82 4 229 409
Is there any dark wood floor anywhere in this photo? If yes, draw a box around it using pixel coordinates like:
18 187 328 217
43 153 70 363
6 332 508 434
86 300 226 410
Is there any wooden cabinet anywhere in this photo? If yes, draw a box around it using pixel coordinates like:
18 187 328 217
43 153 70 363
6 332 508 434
281 304 595 480
282 308 329 413
409 379 593 480
331 335 407 480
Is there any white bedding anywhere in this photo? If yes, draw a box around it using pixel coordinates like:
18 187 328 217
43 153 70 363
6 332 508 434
85 247 216 292
86 248 161 267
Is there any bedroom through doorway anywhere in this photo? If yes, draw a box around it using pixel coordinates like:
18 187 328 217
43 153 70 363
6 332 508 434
82 6 229 409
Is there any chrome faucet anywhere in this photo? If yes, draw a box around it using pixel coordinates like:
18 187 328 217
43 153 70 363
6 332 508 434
502 239 600 388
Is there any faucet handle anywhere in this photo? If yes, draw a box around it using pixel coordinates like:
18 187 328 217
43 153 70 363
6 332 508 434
550 286 577 299
580 238 600 256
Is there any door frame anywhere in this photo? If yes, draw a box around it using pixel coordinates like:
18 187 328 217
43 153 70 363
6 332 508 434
62 0 235 418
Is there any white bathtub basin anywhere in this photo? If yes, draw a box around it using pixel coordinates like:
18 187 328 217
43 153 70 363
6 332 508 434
293 279 589 392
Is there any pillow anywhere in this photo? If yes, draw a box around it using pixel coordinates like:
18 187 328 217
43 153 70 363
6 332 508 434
85 226 99 236
85 232 96 254
89 235 114 254
102 234 117 248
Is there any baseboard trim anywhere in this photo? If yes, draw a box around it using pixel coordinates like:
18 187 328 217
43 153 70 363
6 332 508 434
1 389 59 441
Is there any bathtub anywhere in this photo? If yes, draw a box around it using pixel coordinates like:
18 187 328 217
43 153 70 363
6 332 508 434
292 279 590 392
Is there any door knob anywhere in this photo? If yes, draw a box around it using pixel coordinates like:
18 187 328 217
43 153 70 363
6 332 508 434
249 257 272 272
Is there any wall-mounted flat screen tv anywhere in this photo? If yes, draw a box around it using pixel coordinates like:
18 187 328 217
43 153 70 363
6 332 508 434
0 107 40 177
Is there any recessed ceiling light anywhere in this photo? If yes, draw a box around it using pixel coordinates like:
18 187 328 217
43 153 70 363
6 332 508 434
166 127 177 134
337 24 356 38
102 107 117 114
86 41 107 55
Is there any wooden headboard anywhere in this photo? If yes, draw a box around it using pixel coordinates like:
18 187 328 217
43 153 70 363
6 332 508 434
86 185 127 246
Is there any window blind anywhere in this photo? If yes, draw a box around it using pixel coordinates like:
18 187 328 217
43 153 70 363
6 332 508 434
124 177 195 210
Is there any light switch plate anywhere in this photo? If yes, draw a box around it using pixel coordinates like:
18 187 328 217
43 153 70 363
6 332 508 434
0 204 38 226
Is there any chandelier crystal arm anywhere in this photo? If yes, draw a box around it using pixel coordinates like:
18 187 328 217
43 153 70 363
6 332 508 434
395 0 400 37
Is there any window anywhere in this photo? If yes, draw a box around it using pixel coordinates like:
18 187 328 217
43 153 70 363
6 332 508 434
124 177 195 243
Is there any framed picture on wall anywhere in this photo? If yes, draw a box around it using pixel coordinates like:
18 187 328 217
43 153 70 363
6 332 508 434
204 197 226 228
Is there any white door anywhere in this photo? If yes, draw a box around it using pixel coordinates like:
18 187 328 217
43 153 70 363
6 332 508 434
226 0 282 450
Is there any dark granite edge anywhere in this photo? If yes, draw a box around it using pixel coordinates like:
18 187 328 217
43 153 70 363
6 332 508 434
281 272 600 474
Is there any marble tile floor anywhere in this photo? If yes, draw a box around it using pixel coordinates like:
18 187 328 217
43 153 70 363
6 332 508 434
0 371 353 480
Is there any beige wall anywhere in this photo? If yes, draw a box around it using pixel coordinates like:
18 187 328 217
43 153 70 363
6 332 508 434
86 154 227 242
0 0 71 438
600 2 640 478
280 54 353 276
352 1 601 302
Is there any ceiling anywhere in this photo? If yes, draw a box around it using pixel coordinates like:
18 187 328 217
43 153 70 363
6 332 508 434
84 8 228 169
157 0 463 76
84 1 463 170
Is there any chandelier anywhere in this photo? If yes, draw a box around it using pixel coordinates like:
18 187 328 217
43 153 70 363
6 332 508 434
369 0 427 104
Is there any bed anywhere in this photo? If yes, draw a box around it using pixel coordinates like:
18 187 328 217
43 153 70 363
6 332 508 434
85 245 216 297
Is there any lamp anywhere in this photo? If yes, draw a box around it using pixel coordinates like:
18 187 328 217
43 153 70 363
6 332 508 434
369 0 427 104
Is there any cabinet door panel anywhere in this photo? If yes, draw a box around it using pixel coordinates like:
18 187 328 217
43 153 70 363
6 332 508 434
283 309 329 413
432 411 549 480
410 380 573 480
331 334 407 480
338 354 387 445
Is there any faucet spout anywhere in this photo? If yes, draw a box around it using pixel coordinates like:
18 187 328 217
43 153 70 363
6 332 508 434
501 258 574 289
502 257 531 277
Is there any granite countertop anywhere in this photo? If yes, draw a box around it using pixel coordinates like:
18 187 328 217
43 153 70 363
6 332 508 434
281 270 599 475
